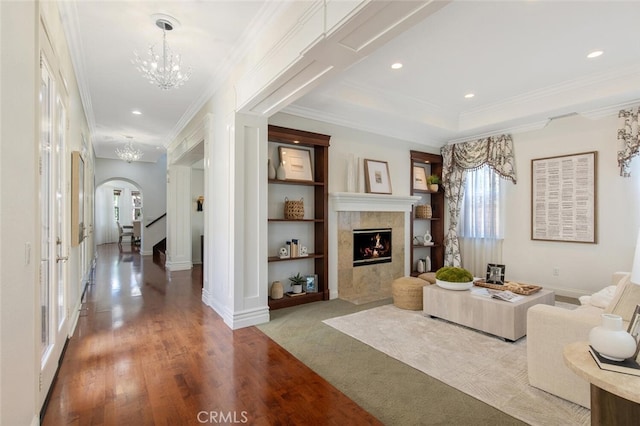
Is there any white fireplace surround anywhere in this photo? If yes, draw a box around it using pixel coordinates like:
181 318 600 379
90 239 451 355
328 192 421 300
330 192 421 212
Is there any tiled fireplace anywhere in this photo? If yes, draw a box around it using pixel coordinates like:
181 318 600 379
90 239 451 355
330 193 419 304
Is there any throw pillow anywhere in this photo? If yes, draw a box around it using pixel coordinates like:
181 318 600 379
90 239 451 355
604 274 640 322
589 285 617 308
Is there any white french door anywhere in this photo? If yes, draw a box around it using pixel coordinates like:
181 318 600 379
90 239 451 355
39 53 69 407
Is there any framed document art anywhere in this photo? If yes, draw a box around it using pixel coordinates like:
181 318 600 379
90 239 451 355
531 151 597 243
413 166 428 190
71 151 85 246
278 146 313 181
364 159 392 194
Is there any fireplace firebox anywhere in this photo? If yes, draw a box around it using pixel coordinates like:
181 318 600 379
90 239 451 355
353 228 392 267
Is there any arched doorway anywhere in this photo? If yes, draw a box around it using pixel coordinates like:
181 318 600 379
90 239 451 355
95 179 143 248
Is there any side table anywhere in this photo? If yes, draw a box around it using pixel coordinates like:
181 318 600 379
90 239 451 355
563 341 640 425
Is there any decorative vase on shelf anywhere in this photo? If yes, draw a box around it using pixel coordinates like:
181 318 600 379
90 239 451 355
417 259 425 273
276 161 286 180
268 159 276 179
270 281 284 299
425 256 431 272
589 313 637 361
423 231 432 246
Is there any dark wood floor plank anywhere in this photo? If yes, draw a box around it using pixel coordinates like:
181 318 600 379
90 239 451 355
42 244 380 425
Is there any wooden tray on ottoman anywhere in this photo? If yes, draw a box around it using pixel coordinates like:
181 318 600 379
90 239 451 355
474 279 542 295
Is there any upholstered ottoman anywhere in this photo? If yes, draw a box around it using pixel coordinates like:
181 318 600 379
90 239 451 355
392 276 427 310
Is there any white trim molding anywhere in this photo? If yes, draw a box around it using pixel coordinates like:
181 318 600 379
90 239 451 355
330 192 421 212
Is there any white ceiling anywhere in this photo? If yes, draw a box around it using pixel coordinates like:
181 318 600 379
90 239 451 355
61 1 640 163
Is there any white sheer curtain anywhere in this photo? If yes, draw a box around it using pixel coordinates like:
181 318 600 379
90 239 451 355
458 165 505 277
95 184 118 244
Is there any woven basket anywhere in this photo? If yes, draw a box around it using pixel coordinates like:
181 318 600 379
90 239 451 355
415 204 432 219
284 197 304 220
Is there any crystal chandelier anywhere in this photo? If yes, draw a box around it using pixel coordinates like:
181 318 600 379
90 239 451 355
133 17 191 90
116 138 143 163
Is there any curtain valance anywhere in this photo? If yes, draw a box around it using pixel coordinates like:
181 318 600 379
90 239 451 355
617 106 640 177
442 134 517 190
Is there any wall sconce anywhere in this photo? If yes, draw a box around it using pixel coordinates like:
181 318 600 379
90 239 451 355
196 196 204 211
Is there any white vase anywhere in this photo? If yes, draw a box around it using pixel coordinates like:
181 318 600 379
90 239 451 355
346 154 356 192
417 259 425 273
425 256 431 272
276 161 286 180
268 159 276 179
589 313 637 361
423 231 432 245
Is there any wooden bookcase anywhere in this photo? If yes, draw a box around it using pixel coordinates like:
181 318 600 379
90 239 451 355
267 125 331 309
410 150 444 276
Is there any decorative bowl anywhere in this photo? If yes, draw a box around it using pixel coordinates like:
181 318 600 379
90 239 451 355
436 279 474 291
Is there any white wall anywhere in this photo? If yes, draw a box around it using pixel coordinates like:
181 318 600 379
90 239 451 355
95 155 167 254
503 113 640 297
0 2 39 424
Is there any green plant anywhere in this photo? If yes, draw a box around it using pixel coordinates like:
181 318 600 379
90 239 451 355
435 266 473 283
289 273 306 286
427 174 440 185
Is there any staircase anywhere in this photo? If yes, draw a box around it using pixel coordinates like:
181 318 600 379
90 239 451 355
153 238 166 266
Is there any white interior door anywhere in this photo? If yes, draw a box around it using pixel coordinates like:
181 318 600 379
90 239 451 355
39 54 69 408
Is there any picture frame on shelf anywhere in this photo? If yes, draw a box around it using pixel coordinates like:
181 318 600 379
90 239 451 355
486 263 506 284
305 274 318 293
278 146 313 181
413 166 428 190
364 159 392 194
627 304 640 358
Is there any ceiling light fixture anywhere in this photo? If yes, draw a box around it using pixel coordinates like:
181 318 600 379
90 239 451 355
391 62 403 70
464 93 475 99
133 15 192 90
116 137 143 163
587 50 604 59
132 110 142 115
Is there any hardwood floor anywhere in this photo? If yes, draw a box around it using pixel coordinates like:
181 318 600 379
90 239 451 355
42 244 380 425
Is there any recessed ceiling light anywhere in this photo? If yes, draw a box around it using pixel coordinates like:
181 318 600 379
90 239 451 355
391 62 403 70
587 50 603 59
464 93 475 99
132 110 142 115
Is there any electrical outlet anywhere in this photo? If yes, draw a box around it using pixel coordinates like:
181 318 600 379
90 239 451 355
553 267 560 276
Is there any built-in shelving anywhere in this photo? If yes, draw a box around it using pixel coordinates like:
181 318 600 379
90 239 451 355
267 125 331 310
410 150 444 276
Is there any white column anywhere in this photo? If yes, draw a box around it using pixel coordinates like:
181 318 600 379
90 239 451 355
165 165 192 271
202 112 269 329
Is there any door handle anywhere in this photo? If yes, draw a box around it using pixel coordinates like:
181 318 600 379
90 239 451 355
56 256 68 263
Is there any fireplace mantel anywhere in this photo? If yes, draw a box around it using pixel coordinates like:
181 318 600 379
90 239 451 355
330 192 421 212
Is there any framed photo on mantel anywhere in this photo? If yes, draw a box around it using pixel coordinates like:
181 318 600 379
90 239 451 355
364 159 392 194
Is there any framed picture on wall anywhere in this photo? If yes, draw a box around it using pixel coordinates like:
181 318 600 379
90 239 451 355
71 151 85 247
531 151 597 243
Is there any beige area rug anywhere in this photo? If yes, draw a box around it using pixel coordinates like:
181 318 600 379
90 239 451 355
323 303 590 426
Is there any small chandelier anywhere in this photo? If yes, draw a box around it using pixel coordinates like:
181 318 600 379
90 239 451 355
133 17 191 90
116 138 143 163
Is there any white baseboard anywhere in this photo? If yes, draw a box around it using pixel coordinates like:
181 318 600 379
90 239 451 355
165 260 192 271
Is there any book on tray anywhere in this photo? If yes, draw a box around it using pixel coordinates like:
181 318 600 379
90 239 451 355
588 345 640 377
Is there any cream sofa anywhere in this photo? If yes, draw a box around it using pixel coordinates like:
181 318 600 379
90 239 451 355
527 272 640 408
